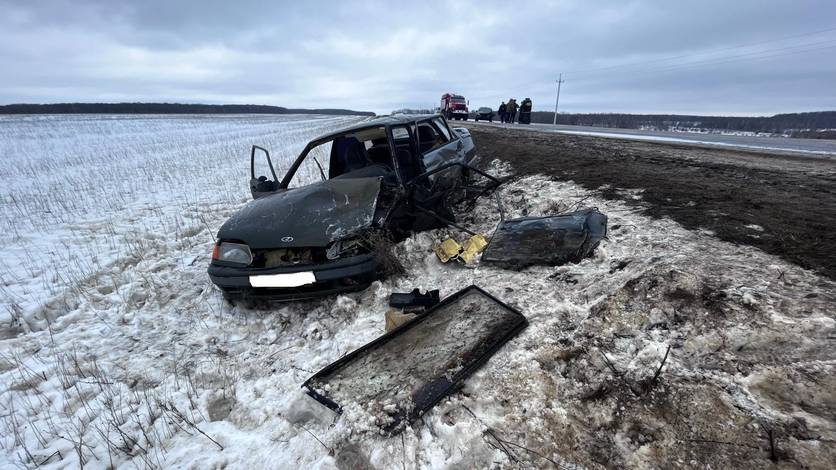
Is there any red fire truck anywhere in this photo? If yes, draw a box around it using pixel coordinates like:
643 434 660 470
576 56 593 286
440 93 469 120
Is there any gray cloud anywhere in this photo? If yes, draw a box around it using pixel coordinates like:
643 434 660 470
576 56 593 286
1 0 834 114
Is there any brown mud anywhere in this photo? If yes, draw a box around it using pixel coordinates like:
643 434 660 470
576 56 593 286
466 124 836 280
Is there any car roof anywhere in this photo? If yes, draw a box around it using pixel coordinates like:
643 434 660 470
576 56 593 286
311 114 444 143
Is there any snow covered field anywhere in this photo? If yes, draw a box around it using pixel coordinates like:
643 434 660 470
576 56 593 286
1 116 834 468
0 114 361 330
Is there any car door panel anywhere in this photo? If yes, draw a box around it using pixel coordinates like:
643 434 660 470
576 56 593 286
421 139 461 190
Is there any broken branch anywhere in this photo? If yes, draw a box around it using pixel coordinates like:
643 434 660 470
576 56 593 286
650 345 672 386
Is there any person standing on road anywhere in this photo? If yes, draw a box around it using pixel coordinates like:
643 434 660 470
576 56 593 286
507 99 518 124
498 101 507 123
519 97 532 124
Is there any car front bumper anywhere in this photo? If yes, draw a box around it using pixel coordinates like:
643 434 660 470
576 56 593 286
208 253 379 301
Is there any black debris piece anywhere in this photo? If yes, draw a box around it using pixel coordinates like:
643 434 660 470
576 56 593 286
388 288 440 311
303 285 528 434
482 208 608 269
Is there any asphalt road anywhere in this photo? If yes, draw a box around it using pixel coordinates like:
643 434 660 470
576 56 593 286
468 120 836 158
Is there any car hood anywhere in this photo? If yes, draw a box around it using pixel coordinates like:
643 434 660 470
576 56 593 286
218 177 382 249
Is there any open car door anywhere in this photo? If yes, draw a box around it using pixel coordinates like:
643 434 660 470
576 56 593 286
249 145 282 199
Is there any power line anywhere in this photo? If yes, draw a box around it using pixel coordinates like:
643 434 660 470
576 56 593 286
572 41 836 79
563 26 836 76
630 42 836 75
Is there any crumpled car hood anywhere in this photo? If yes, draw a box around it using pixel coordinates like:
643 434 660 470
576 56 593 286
218 177 381 249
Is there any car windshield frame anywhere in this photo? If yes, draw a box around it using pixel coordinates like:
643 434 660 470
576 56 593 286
279 125 387 188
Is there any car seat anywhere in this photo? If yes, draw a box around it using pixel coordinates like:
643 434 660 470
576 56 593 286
417 125 437 154
329 136 370 178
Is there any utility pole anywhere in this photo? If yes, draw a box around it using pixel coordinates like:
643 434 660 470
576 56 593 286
553 73 565 126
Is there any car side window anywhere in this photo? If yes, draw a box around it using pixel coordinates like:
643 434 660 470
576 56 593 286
417 122 448 154
433 118 453 141
391 127 409 140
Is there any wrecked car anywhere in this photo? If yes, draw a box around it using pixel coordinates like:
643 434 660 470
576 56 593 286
208 114 492 302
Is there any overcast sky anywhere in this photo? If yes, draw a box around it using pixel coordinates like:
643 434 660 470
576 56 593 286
1 0 834 115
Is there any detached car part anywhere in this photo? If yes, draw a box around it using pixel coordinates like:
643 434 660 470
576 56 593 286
302 285 528 434
388 288 440 311
433 234 488 264
481 208 608 269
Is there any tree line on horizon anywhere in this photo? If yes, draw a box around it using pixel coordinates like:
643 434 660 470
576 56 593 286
0 102 376 116
527 110 836 136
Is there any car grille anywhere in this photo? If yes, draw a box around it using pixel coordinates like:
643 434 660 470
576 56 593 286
250 247 327 268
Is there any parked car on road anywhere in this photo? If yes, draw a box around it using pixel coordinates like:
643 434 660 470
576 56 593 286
208 114 489 302
474 107 494 122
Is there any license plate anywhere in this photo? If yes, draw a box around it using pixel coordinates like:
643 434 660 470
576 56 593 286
249 271 316 288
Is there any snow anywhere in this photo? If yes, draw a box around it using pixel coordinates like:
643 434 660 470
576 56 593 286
1 115 834 468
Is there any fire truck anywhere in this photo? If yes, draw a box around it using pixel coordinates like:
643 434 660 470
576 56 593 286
440 93 469 120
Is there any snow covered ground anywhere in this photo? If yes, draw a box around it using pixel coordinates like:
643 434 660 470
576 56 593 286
0 114 362 331
1 116 834 468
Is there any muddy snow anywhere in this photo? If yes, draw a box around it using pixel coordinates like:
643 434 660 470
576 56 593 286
1 116 834 469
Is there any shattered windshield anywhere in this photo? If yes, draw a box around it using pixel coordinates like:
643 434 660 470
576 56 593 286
304 287 526 432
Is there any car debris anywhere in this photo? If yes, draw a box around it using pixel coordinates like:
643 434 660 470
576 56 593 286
388 288 440 311
208 114 502 303
385 289 440 332
481 208 608 269
384 308 416 332
433 234 488 263
303 285 528 434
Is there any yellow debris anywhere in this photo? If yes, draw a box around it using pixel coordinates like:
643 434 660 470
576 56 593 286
459 234 488 263
433 238 462 263
433 234 488 264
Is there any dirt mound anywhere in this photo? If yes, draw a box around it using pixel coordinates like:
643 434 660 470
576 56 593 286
497 264 836 468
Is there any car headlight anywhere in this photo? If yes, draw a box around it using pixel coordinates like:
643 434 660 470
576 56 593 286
213 242 253 265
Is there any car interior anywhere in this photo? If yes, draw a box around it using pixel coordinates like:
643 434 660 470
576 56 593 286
317 119 455 186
